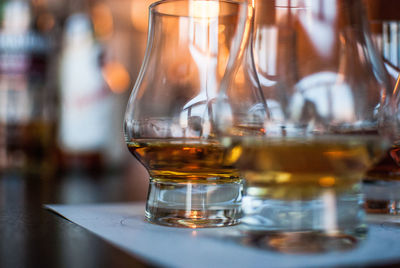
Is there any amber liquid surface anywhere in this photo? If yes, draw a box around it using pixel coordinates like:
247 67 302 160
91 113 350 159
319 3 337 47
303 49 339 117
127 139 240 183
223 136 386 200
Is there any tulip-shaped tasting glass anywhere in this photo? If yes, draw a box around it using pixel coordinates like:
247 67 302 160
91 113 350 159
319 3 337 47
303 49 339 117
124 0 250 227
216 0 396 252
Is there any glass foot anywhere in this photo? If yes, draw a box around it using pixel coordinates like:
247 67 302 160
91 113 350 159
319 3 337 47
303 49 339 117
145 178 243 228
240 188 366 252
240 230 363 254
363 180 400 215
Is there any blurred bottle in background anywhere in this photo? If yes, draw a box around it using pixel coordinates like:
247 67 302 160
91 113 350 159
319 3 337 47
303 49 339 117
58 13 113 172
54 0 151 201
57 0 151 175
0 0 58 178
0 0 155 195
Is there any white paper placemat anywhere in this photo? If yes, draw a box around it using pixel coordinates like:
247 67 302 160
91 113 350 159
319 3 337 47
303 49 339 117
45 203 400 268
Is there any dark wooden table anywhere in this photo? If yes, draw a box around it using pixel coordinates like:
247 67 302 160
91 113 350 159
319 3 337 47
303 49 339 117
0 162 154 268
1 164 400 268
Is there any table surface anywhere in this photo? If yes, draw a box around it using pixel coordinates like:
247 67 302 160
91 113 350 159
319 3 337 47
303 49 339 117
1 169 400 268
0 168 153 268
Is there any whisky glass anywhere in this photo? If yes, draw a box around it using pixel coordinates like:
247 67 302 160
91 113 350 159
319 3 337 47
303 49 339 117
216 0 396 252
124 0 249 227
363 1 400 215
364 74 400 215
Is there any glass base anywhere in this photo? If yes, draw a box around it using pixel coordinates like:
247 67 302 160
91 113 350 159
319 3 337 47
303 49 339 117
240 188 366 253
240 230 362 254
145 178 243 228
363 180 400 215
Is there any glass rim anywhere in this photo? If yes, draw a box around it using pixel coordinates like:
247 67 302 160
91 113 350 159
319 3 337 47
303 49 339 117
149 0 245 19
